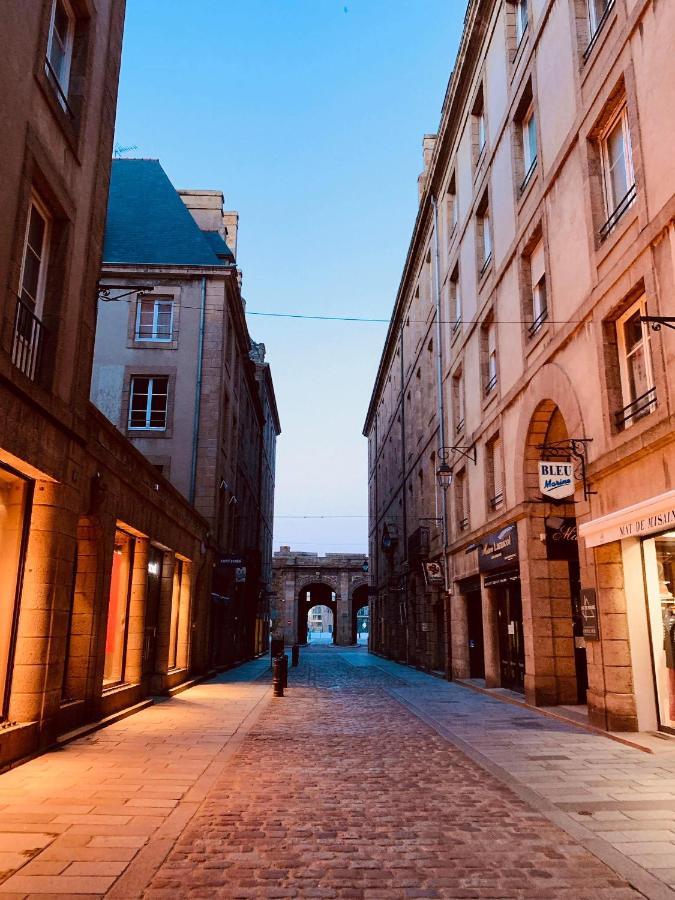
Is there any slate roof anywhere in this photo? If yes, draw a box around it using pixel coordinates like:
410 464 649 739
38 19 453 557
103 159 235 267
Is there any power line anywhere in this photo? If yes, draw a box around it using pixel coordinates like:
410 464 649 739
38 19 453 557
275 514 367 519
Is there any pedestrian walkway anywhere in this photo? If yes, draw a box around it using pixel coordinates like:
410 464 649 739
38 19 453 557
0 647 674 898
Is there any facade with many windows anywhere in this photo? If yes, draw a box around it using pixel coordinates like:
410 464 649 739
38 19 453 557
365 0 675 733
92 160 280 671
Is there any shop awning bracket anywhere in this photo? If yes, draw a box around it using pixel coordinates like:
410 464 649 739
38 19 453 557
535 437 596 502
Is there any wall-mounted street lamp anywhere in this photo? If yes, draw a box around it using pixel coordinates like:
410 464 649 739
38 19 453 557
436 461 453 490
435 444 477 490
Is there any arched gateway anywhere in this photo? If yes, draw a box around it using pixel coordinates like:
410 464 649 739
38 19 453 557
271 547 369 646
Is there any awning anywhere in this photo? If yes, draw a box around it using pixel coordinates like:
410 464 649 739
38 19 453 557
578 488 675 548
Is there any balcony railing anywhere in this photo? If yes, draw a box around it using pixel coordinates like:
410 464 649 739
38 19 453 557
614 386 656 430
489 491 504 511
583 0 616 62
528 305 548 337
12 297 45 381
600 183 636 240
484 372 497 395
456 417 465 434
458 516 469 531
520 156 537 194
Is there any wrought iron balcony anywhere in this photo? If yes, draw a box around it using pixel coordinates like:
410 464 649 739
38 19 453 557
484 372 498 396
458 516 469 532
528 305 548 337
489 491 504 511
614 386 656 430
600 183 636 240
583 0 616 62
520 156 537 194
12 296 45 381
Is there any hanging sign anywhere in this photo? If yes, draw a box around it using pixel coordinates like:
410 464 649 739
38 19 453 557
538 461 575 500
423 561 445 588
580 587 599 640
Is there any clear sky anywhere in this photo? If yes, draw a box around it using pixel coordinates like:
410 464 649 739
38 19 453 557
114 1 465 555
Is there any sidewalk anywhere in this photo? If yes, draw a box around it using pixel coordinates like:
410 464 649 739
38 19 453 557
350 651 675 898
0 657 271 897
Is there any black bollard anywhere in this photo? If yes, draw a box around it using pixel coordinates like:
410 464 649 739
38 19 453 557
291 644 299 667
272 655 284 697
281 653 289 688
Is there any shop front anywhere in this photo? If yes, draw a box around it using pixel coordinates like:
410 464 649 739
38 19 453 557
580 488 675 734
479 523 524 693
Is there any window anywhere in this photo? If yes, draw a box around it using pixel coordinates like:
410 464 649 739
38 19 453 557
472 87 487 165
521 104 537 190
487 436 504 511
599 105 635 238
615 296 655 428
477 193 492 275
129 376 169 430
168 560 184 670
455 468 469 532
19 196 51 318
588 0 614 42
453 370 465 434
484 320 498 395
0 466 31 719
46 0 75 108
447 174 458 239
449 265 461 336
136 297 174 342
103 531 135 687
515 0 529 45
528 239 548 335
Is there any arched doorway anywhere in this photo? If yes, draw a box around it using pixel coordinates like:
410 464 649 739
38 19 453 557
351 584 369 644
297 582 336 645
523 401 588 706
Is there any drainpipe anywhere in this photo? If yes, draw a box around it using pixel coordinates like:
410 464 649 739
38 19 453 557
431 196 451 677
189 276 207 506
399 327 410 667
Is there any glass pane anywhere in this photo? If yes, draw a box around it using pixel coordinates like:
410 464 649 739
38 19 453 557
54 0 70 42
627 345 649 400
27 207 46 256
623 310 642 355
21 249 41 305
103 533 133 686
607 119 628 208
0 469 29 712
527 114 537 163
644 535 675 731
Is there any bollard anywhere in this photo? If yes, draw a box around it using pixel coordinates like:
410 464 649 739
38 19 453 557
291 644 299 667
271 637 284 665
272 655 284 697
281 653 289 689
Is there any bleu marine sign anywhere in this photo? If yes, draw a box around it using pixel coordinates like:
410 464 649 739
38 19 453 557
538 461 575 500
579 489 675 548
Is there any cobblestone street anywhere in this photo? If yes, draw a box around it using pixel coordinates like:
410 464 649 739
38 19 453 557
1 646 675 898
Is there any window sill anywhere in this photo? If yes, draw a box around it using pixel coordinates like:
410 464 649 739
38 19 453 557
127 427 172 439
130 338 178 351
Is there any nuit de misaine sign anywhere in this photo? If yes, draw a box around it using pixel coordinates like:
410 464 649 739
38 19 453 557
538 461 575 500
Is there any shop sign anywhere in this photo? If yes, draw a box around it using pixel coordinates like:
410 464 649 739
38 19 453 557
483 569 520 587
579 489 675 548
479 524 519 573
538 461 575 500
545 517 578 561
423 561 445 588
580 588 599 640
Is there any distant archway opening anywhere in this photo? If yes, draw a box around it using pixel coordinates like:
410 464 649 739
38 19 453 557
298 582 336 645
351 584 369 645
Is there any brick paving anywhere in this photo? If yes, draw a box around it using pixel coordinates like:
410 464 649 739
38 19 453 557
145 648 643 899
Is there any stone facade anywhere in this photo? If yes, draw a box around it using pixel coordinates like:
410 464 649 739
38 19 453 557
272 548 370 647
365 0 675 732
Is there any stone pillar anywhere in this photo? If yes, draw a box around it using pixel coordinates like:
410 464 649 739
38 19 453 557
336 571 351 645
481 583 500 688
123 537 149 686
283 574 296 645
151 551 176 692
8 480 78 743
451 590 470 680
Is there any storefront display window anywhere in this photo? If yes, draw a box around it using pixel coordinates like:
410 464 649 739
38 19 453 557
643 533 675 732
0 465 31 717
103 530 135 687
168 559 183 670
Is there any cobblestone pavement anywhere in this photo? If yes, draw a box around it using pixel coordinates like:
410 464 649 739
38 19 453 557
144 648 647 899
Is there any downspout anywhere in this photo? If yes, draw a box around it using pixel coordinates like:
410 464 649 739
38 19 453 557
189 276 207 505
431 195 451 678
399 327 410 667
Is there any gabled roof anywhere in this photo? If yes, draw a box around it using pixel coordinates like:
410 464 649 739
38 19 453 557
103 159 235 267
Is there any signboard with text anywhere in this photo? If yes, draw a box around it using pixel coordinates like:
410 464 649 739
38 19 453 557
545 517 578 561
479 523 519 573
580 588 600 640
538 461 575 501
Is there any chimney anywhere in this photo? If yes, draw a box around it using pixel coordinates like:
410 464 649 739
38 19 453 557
178 189 239 259
417 134 437 202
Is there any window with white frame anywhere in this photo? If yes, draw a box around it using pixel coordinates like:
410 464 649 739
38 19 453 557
455 467 469 531
447 174 458 239
484 320 497 394
128 376 169 430
521 103 537 187
487 435 504 510
588 0 614 38
600 105 635 236
19 196 51 317
46 0 75 105
135 297 174 342
615 296 655 428
453 370 465 434
477 196 492 274
515 0 529 44
472 88 487 164
450 264 461 335
528 238 547 334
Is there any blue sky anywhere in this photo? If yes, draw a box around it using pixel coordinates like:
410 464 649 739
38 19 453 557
114 1 464 554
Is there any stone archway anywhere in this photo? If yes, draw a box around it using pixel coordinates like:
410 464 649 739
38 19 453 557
297 582 336 645
350 583 369 644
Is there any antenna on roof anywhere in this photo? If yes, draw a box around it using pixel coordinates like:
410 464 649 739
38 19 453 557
113 144 138 158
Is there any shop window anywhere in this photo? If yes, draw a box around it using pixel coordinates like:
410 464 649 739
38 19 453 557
614 296 656 429
14 193 51 380
643 534 675 733
128 375 169 431
527 238 548 336
476 191 492 276
449 264 461 339
599 105 635 240
482 318 498 396
486 435 504 511
0 466 31 719
135 297 174 342
103 531 135 687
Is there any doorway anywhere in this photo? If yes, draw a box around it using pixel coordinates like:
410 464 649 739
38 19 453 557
143 546 163 682
496 581 524 691
466 588 485 679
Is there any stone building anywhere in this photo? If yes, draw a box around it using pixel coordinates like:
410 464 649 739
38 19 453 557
365 0 675 733
0 0 221 771
272 548 370 646
91 160 280 670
